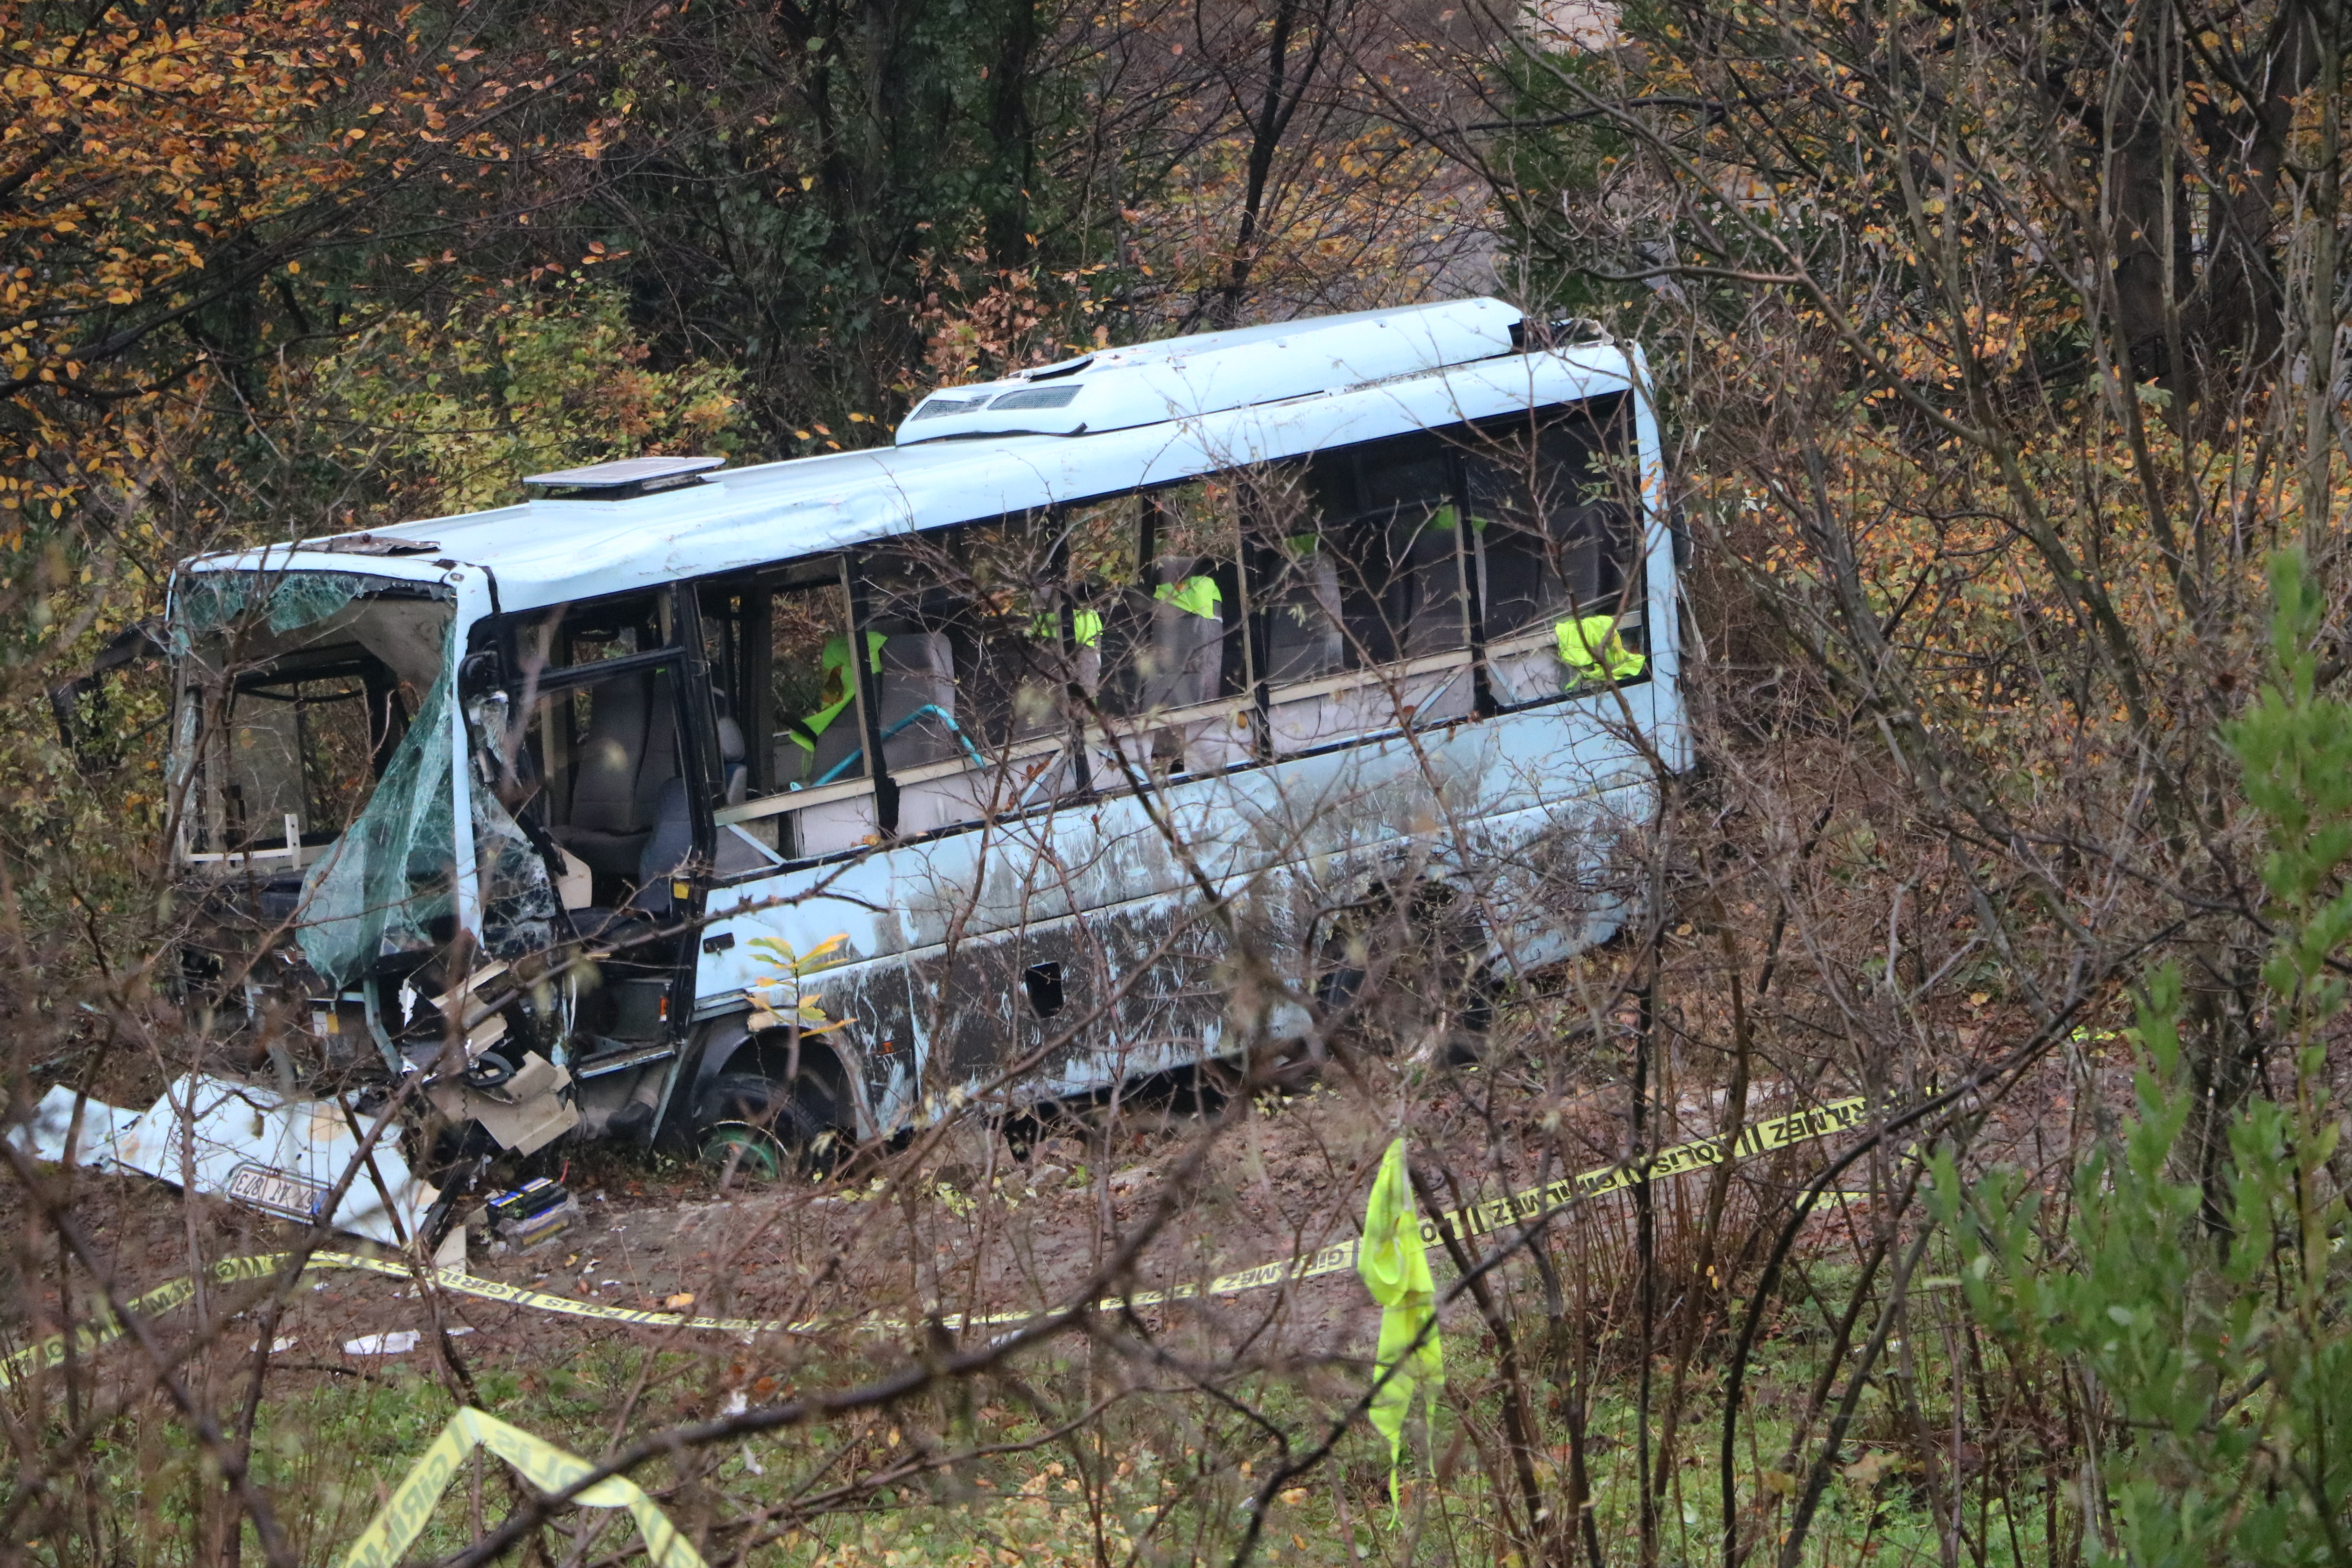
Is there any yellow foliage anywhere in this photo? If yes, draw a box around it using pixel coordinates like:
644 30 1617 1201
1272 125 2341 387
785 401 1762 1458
0 1 525 528
304 272 748 517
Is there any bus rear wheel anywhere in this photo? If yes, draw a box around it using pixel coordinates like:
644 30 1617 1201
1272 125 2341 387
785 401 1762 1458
1315 881 1494 1063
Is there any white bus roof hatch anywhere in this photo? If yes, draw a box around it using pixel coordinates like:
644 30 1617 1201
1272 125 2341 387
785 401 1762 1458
894 297 1522 445
524 455 726 499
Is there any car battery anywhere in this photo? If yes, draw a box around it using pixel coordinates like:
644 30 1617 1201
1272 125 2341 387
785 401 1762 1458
482 1177 579 1253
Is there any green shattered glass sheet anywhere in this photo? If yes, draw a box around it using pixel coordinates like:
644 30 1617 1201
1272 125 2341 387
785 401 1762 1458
168 570 370 653
295 631 458 987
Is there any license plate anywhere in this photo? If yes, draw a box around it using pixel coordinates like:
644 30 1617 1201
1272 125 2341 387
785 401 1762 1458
226 1161 330 1222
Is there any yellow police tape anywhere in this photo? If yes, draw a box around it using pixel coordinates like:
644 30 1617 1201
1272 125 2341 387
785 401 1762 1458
335 1405 704 1568
0 1249 786 1391
1090 1095 1866 1312
1 1096 1866 1387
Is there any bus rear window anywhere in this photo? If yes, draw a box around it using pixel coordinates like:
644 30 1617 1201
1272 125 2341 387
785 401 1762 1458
1464 401 1640 623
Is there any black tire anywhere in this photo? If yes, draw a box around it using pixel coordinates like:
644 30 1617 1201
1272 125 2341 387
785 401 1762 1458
695 1071 829 1180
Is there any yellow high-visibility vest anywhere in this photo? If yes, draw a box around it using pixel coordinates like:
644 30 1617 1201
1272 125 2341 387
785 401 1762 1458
1154 575 1221 620
789 630 887 754
1556 615 1645 684
1030 608 1105 646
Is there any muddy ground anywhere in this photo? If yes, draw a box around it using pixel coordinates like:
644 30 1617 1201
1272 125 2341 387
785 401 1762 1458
1 1023 2091 1417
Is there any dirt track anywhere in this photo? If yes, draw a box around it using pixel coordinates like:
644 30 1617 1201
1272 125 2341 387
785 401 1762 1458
5 1050 1955 1403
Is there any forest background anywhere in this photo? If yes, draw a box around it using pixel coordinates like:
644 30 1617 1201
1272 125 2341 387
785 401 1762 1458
7 0 2352 1566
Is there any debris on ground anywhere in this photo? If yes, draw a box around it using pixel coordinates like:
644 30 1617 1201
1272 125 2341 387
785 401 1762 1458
6 1084 143 1168
103 1074 429 1247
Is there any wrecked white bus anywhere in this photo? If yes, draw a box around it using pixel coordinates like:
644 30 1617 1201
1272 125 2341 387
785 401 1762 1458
146 297 1682 1179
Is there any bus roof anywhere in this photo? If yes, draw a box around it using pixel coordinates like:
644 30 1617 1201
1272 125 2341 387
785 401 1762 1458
187 299 1644 614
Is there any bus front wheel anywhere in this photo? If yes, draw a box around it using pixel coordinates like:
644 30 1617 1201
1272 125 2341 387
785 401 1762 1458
696 1072 829 1181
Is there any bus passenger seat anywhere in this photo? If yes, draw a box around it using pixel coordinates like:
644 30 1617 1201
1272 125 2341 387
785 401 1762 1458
562 775 688 956
808 714 860 785
1140 563 1223 711
629 776 694 917
877 631 958 767
1263 555 1344 682
716 715 749 806
556 671 681 878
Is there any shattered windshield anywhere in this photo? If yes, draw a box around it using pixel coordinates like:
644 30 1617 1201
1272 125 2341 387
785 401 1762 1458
171 573 452 859
171 571 465 986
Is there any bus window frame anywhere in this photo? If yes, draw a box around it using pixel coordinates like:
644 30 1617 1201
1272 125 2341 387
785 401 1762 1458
1456 396 1651 718
700 557 881 849
1073 479 1256 795
842 515 1100 845
699 560 892 874
680 393 1651 876
1245 518 1480 758
494 584 720 900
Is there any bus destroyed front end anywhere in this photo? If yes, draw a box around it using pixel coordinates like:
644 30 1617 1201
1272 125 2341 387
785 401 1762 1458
154 565 574 1247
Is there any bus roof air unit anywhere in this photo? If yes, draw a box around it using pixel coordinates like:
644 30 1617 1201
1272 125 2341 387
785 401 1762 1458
894 297 1525 446
524 455 727 501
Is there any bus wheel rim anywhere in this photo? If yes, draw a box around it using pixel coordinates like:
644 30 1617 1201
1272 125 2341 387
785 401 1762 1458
702 1122 785 1180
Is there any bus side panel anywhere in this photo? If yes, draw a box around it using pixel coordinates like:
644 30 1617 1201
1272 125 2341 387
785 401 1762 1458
893 891 1238 1112
697 675 1672 1132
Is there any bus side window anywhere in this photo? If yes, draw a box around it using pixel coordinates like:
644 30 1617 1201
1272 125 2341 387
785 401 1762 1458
697 572 867 797
1306 430 1470 665
861 520 1081 837
771 577 870 793
698 569 879 863
528 591 669 671
511 592 690 904
1057 492 1141 709
1462 397 1644 705
1250 433 1474 753
1249 465 1345 686
1086 481 1250 782
695 582 759 805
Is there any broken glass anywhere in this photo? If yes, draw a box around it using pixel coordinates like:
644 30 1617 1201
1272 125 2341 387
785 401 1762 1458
168 569 371 654
170 571 470 988
294 625 459 986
